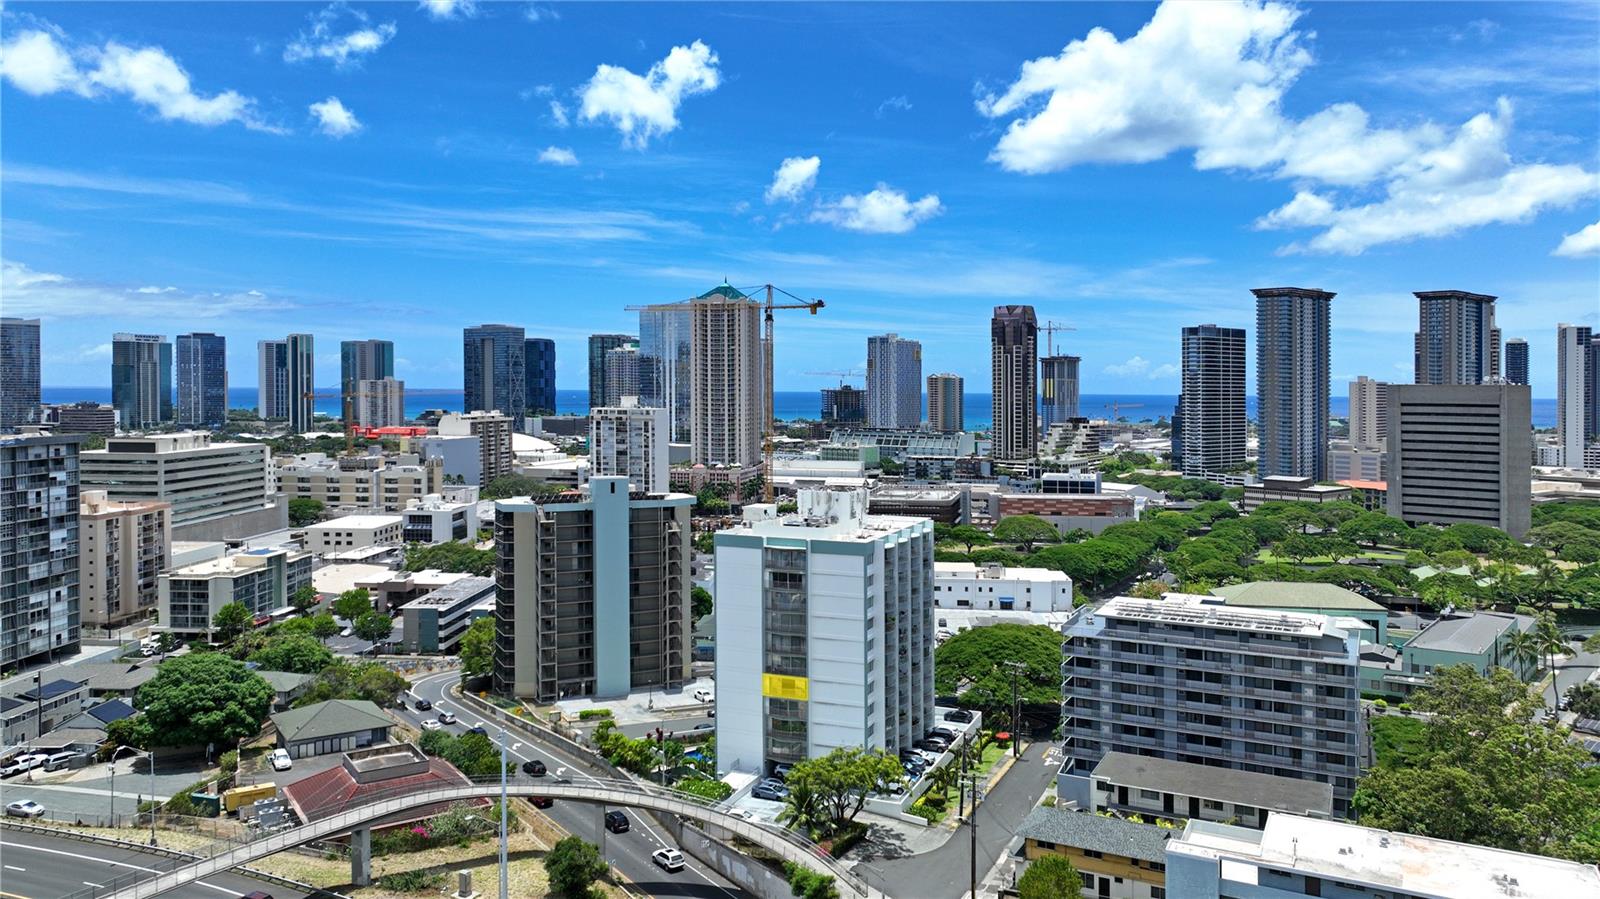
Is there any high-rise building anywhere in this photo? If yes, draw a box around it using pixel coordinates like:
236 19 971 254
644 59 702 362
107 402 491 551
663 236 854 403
493 476 693 701
1039 356 1081 432
355 377 405 428
1557 324 1593 467
590 397 669 493
1 317 41 432
820 385 866 424
1414 290 1498 385
603 344 641 407
866 333 922 429
437 411 514 485
1349 376 1389 450
79 490 171 629
1177 324 1246 479
588 333 636 413
111 333 172 431
690 286 764 466
257 339 289 421
1 434 82 667
523 338 557 416
175 332 228 429
639 305 692 443
1504 337 1529 386
340 339 394 422
992 305 1038 461
1253 287 1333 480
286 333 315 434
715 488 934 775
463 324 527 430
1060 595 1364 816
1387 383 1531 538
926 373 964 433
80 433 273 528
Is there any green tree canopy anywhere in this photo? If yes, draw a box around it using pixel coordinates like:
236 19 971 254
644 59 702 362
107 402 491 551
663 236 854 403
289 585 319 616
992 515 1061 553
691 585 714 622
481 474 570 500
353 610 395 649
247 634 335 674
136 653 273 749
287 498 325 527
294 660 407 708
1017 855 1083 899
211 601 253 642
544 836 607 899
311 612 341 642
332 588 372 622
934 623 1061 723
783 747 904 834
403 541 495 576
459 616 494 680
947 525 993 554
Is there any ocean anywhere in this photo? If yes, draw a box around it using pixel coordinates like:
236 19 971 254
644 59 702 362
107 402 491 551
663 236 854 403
40 387 1562 430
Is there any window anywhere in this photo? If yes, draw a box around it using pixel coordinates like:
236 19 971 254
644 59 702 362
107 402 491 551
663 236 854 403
1034 840 1055 850
1138 789 1160 800
1150 889 1165 899
1082 849 1103 859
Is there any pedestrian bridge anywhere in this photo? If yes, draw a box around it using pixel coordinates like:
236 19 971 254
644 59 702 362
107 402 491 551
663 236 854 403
102 775 871 899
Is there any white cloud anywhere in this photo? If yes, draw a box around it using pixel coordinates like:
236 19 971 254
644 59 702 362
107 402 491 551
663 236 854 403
524 4 561 22
133 285 176 294
765 156 820 203
875 95 912 118
809 184 942 234
1104 355 1151 376
284 5 397 67
0 24 277 131
1554 221 1600 258
419 0 477 20
548 100 570 128
579 40 720 147
538 146 579 166
3 259 280 319
977 0 1597 253
309 96 362 137
1148 363 1180 379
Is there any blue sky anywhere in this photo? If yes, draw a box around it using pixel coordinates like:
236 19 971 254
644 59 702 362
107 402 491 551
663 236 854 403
3 1 1596 395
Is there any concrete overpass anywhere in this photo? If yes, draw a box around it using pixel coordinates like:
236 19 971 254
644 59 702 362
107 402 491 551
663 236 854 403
103 776 873 899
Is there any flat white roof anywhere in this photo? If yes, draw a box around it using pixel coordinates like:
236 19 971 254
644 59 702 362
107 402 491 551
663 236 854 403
732 512 927 544
1097 595 1337 639
934 561 1070 582
306 514 404 530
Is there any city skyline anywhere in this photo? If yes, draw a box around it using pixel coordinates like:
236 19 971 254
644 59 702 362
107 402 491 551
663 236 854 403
3 2 1595 394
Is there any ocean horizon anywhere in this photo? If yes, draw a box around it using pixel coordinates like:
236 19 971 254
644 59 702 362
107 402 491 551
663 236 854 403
40 386 1562 431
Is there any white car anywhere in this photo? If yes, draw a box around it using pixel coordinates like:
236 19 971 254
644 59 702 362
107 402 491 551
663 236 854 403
2 754 50 777
692 688 714 704
5 800 45 818
421 720 444 731
652 848 686 872
268 749 293 772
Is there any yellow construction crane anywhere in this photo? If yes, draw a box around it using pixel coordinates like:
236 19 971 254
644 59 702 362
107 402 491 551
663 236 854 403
1041 320 1077 356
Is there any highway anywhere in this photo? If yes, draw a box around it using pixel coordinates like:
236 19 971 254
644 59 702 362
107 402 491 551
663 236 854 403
0 828 302 899
401 671 751 899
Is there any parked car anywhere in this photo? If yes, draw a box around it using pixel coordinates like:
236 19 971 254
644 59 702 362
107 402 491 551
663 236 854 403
437 711 456 725
530 796 554 809
269 749 293 772
4 800 45 818
771 763 793 781
751 780 787 801
604 810 630 833
943 709 975 723
522 759 547 777
652 848 686 872
413 698 433 711
692 688 714 703
930 726 960 741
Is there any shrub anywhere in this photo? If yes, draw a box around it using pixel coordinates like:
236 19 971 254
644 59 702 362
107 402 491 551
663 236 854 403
1397 702 1413 713
1040 795 1057 807
676 777 733 801
1372 698 1388 710
578 708 613 720
907 800 945 824
377 869 447 893
824 820 868 858
783 862 840 899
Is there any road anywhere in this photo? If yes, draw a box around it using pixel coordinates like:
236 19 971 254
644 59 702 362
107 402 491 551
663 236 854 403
1545 638 1600 710
617 716 715 740
403 671 751 899
0 828 302 899
0 756 211 825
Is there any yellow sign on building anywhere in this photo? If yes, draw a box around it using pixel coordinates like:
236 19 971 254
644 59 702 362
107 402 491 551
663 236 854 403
762 673 809 701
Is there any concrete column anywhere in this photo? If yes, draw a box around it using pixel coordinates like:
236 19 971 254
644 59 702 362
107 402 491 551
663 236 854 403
350 825 372 886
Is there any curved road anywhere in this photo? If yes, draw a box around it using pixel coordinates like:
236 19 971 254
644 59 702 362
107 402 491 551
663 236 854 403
0 829 301 899
402 671 751 899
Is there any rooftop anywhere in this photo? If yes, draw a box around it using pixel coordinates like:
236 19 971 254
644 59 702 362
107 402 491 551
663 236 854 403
1210 581 1384 613
1407 612 1529 655
282 752 477 824
1091 595 1341 640
934 561 1070 582
271 699 393 742
1170 814 1600 898
306 514 404 530
167 546 306 578
398 576 495 610
255 670 314 693
869 486 964 501
1092 751 1333 817
1015 806 1171 863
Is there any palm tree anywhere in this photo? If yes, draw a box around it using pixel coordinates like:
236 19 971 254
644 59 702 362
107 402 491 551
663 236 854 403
1536 614 1566 678
777 781 826 838
1531 560 1564 611
1505 629 1542 679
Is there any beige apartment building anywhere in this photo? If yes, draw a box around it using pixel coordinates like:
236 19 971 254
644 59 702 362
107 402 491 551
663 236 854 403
276 452 443 513
79 491 172 629
437 411 514 484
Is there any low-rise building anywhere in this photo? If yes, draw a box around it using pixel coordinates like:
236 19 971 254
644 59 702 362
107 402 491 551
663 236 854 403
1165 814 1600 898
356 568 471 614
826 428 976 463
79 490 171 629
669 462 764 493
1016 805 1170 899
1336 479 1388 511
304 514 404 554
1240 475 1352 513
1328 440 1386 482
270 699 393 759
398 576 495 653
1209 581 1388 643
401 494 479 544
276 452 443 513
281 743 483 828
1090 751 1333 829
49 402 118 436
867 486 965 523
159 546 313 638
0 677 89 744
904 455 993 482
934 561 1073 612
1359 610 1536 698
996 493 1137 534
256 669 314 711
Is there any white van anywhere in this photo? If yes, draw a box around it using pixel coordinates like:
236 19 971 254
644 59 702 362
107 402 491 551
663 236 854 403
44 751 78 772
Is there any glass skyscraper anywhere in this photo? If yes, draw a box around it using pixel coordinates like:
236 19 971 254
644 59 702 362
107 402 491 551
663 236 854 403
112 333 172 431
524 338 556 415
176 332 228 429
1254 287 1333 480
0 317 41 432
463 324 527 429
639 306 691 442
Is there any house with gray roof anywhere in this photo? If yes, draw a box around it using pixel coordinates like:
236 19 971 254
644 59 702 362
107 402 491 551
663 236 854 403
1090 751 1333 830
254 670 314 710
270 699 393 759
1017 805 1170 898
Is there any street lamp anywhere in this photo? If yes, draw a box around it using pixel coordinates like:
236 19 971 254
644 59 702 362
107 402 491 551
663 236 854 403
494 722 508 899
108 744 156 844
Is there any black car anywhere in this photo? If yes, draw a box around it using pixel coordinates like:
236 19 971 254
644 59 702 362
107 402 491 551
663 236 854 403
605 810 630 833
413 698 433 711
522 759 547 777
530 796 554 809
467 725 488 736
943 709 975 723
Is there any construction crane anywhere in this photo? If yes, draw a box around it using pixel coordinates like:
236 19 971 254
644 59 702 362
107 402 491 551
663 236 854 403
1103 401 1145 422
303 387 383 455
804 369 865 386
625 284 825 503
1041 320 1077 357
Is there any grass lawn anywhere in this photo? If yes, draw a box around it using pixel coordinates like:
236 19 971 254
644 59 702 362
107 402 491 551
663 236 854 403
1369 714 1426 768
1254 549 1408 565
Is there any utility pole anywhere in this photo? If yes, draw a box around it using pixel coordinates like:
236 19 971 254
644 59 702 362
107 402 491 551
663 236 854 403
964 773 979 899
1002 660 1026 759
497 724 508 899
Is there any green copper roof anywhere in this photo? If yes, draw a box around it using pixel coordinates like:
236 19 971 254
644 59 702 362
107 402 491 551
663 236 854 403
698 282 749 300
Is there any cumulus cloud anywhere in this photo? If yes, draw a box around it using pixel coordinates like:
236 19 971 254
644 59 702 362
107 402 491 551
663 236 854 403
1104 356 1152 376
309 96 362 137
284 4 397 67
977 0 1597 253
0 23 277 131
538 146 579 166
579 40 720 147
809 184 942 234
765 156 820 203
419 0 477 20
1554 221 1600 258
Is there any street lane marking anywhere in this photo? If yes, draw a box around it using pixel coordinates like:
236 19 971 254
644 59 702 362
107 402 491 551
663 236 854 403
2 864 24 871
0 840 241 896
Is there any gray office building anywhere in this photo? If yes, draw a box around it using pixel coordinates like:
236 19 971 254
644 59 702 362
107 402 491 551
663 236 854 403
285 333 315 434
588 333 636 413
1253 287 1332 480
257 339 289 421
1177 325 1247 479
1413 290 1499 385
524 338 557 416
1039 356 1081 432
175 332 228 429
866 333 922 429
1 434 82 667
1504 337 1528 386
1060 595 1364 816
926 373 963 433
1386 383 1531 539
603 344 641 407
340 339 394 421
111 333 172 431
639 305 691 442
492 477 693 702
1 318 41 432
992 305 1038 461
463 324 526 430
